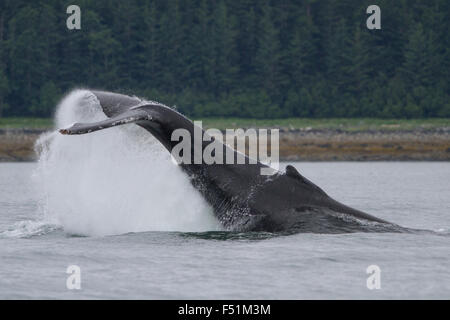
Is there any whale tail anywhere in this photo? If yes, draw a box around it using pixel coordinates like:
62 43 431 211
59 108 153 135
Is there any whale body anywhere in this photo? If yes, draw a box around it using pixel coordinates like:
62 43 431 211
60 90 403 233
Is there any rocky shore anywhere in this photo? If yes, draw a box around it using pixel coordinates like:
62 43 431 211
0 127 449 162
278 127 450 161
0 129 46 162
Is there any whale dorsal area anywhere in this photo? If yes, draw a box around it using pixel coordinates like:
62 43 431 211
285 165 326 195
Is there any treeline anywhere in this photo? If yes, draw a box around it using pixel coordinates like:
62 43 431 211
0 0 449 118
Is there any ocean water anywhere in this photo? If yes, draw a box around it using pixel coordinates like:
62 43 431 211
0 91 449 299
0 161 449 299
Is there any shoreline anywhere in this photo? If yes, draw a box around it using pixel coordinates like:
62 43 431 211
0 128 449 162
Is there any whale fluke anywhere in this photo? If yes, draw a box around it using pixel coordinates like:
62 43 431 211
60 108 153 135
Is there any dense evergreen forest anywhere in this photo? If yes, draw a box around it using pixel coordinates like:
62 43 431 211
0 0 448 118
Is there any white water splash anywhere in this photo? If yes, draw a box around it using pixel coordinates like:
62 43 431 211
0 220 61 238
33 89 220 236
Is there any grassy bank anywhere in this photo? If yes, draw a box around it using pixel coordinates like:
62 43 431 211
0 117 449 162
199 118 450 131
0 117 449 131
0 117 53 129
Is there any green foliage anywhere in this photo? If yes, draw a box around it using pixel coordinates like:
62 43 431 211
35 81 60 117
0 0 448 119
0 68 10 116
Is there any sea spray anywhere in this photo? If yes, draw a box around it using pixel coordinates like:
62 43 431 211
34 90 220 236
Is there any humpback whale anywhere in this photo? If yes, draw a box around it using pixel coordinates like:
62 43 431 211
60 90 402 233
